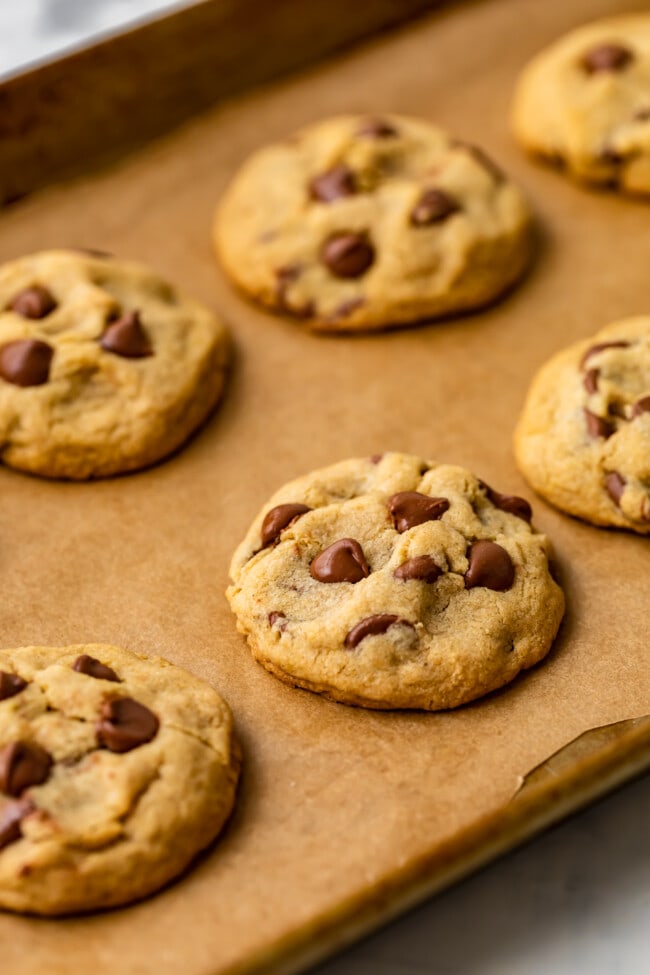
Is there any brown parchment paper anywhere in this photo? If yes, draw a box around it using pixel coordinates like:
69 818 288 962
0 0 649 972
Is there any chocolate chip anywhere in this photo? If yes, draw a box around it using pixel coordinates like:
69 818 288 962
357 118 397 138
394 555 442 583
0 339 54 387
604 471 626 505
100 310 152 358
327 297 365 323
632 396 650 418
310 538 370 583
599 147 623 166
0 742 52 797
456 142 504 182
321 232 374 278
274 265 314 318
480 481 532 522
580 341 630 368
410 189 460 226
369 453 384 464
584 408 614 439
261 503 311 548
582 43 633 73
0 798 33 851
97 697 159 753
309 165 357 202
345 614 413 649
0 672 27 702
8 285 56 319
73 654 119 682
388 492 449 532
464 540 515 592
268 611 287 631
583 368 599 394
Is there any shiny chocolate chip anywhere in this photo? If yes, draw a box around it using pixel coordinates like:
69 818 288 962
357 118 397 138
73 654 119 682
584 408 614 439
0 742 52 797
310 538 369 583
0 339 54 387
0 798 33 851
100 310 152 358
321 232 374 278
0 672 27 702
9 285 56 319
388 492 449 532
604 471 626 505
580 340 630 368
582 43 633 73
345 614 413 649
261 503 311 548
97 697 159 753
394 555 442 583
632 396 650 418
583 368 599 394
464 540 515 592
410 188 460 226
309 165 357 202
480 481 532 522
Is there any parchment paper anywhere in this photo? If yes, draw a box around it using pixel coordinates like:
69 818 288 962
0 0 648 972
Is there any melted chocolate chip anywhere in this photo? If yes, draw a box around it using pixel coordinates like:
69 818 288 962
261 503 311 548
73 654 119 682
583 368 600 394
97 697 159 753
9 285 56 319
394 555 442 583
0 798 33 851
309 165 357 202
321 232 374 278
310 538 369 583
464 540 515 592
268 611 287 631
584 408 614 439
632 396 650 418
327 297 365 323
480 481 532 522
100 310 152 358
0 742 52 797
582 43 633 74
410 189 460 226
357 118 397 138
388 492 449 532
0 339 54 387
580 340 630 368
0 671 27 702
345 614 413 649
604 471 626 505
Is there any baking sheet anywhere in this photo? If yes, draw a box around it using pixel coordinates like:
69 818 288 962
0 0 649 972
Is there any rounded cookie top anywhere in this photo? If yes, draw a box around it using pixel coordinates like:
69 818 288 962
0 644 239 915
512 15 650 195
227 453 564 710
515 316 650 533
214 114 533 331
0 250 230 479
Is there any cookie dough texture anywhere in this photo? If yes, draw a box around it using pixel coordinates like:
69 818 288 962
0 250 230 479
0 644 240 915
515 316 650 533
512 15 650 195
214 114 534 331
227 454 564 710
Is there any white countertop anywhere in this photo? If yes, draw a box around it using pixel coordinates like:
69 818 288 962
2 3 649 974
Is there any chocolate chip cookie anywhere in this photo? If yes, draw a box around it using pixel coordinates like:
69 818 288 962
515 316 650 533
227 453 564 710
214 114 534 331
512 15 650 195
0 644 240 915
0 250 230 479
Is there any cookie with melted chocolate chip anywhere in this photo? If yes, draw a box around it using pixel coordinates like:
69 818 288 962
515 315 650 533
227 453 564 710
0 644 239 915
512 15 650 196
214 114 533 331
0 250 230 478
